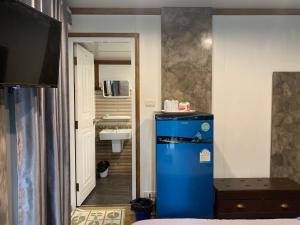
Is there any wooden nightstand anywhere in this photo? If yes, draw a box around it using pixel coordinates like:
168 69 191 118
214 178 300 219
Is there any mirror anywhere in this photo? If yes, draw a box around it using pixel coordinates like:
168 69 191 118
103 80 130 98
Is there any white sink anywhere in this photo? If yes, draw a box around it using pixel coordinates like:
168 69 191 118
100 129 132 140
99 129 132 153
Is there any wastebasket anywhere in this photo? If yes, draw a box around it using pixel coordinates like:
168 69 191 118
130 198 153 221
97 161 110 178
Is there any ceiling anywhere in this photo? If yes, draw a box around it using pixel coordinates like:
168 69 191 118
68 0 300 9
81 42 131 60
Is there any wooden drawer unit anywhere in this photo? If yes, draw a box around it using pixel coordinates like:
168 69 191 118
214 178 300 219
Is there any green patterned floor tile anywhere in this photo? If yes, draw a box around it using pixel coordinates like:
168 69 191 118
71 208 125 225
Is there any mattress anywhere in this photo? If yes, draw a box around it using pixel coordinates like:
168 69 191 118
132 218 300 225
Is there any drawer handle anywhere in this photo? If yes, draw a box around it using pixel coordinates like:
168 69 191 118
236 204 245 209
280 203 289 209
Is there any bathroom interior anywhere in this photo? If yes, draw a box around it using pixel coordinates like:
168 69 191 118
75 40 135 205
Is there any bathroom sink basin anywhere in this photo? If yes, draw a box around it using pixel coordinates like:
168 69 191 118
99 129 132 140
99 129 132 153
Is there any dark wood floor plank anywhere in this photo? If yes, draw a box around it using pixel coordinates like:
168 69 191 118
83 175 132 205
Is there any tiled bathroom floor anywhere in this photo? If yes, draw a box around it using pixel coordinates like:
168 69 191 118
83 174 132 205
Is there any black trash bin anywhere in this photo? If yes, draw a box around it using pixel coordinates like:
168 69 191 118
97 161 110 178
130 198 153 221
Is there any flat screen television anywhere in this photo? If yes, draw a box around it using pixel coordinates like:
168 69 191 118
0 1 62 87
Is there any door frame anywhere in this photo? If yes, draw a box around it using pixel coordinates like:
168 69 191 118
68 33 140 209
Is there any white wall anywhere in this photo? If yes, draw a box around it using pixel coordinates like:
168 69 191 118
213 16 300 178
70 15 162 197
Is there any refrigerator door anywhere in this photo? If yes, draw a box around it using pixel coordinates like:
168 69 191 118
156 118 214 218
156 143 214 218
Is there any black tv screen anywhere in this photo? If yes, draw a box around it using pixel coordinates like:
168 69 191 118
0 1 62 87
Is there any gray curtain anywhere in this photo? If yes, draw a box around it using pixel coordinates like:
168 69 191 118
6 0 71 224
0 89 9 225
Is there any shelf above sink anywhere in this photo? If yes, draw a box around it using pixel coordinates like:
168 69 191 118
102 115 131 120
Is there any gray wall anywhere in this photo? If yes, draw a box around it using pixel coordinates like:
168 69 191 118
161 7 212 112
271 72 300 183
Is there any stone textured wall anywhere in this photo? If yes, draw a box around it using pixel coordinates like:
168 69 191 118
161 7 212 112
271 72 300 183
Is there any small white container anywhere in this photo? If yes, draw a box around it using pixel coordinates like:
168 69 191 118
100 168 109 178
164 99 179 112
164 100 169 111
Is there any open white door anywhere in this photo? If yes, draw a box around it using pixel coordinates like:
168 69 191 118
74 44 96 206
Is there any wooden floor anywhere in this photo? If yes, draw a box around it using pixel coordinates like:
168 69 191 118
120 205 156 225
83 174 132 205
125 205 136 225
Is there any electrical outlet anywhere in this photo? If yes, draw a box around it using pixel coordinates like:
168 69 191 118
145 99 156 107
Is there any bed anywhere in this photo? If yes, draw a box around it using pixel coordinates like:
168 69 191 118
132 218 300 225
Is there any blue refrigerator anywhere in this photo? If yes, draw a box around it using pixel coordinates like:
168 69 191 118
156 112 214 218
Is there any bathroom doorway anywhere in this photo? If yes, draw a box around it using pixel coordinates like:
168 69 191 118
68 34 140 208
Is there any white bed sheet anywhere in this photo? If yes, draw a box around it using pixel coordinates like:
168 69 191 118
133 218 300 225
